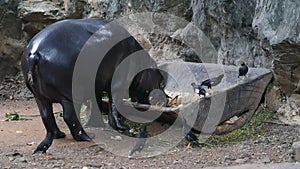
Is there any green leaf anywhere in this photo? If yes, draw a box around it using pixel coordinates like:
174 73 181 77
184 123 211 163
5 112 20 121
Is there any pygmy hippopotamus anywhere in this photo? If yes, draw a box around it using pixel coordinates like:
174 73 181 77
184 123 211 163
21 18 167 154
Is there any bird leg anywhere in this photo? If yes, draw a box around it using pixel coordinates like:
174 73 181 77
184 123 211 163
43 153 54 160
186 142 192 150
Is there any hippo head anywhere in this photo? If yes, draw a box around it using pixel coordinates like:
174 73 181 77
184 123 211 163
129 68 167 105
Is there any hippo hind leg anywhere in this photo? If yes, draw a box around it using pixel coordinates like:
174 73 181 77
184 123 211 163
33 97 66 154
61 100 91 141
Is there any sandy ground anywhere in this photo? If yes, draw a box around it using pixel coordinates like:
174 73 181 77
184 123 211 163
0 98 299 169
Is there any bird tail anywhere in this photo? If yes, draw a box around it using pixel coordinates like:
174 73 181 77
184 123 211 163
194 140 200 146
128 150 135 158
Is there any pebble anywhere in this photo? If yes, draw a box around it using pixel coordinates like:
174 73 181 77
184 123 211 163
110 136 122 141
291 141 300 162
234 157 249 164
8 157 14 162
173 159 183 165
18 157 27 163
258 157 271 164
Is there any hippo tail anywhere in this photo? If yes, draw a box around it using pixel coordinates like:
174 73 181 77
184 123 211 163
27 52 40 85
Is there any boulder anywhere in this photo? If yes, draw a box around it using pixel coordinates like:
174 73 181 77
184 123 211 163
265 83 285 112
272 41 300 96
18 0 84 40
277 94 300 125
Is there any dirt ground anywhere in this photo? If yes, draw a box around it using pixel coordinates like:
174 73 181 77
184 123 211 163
0 75 300 169
0 98 299 169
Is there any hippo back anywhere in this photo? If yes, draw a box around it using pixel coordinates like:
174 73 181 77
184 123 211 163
21 18 110 102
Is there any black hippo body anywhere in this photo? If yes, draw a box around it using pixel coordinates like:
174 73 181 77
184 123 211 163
21 18 165 154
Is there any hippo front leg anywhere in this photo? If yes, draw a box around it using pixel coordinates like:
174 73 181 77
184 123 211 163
33 98 66 154
85 97 106 127
61 100 92 141
33 132 54 154
108 95 129 130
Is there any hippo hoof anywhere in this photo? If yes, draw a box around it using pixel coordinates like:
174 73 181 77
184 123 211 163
33 142 51 155
108 119 129 131
87 132 96 139
73 132 92 141
116 123 129 131
85 119 106 128
53 131 66 139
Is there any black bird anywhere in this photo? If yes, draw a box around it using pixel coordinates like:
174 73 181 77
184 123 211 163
191 82 209 97
200 74 224 89
200 79 212 89
238 61 248 78
182 117 200 149
128 126 148 158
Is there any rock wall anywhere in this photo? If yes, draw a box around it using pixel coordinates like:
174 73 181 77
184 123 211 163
190 0 272 68
0 0 24 82
252 0 300 125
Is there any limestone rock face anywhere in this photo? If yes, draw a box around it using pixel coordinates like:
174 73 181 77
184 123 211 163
253 0 300 99
84 0 189 20
277 94 300 125
188 0 272 68
18 0 85 40
251 0 300 125
253 0 300 45
0 0 24 81
272 41 300 96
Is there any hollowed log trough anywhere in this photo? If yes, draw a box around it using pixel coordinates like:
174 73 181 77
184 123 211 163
104 61 273 134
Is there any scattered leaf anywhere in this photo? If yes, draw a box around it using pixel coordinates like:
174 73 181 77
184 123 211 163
4 112 32 121
5 112 20 121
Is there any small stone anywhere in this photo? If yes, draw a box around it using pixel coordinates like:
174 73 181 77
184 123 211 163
18 157 27 163
8 157 14 162
173 159 183 165
234 158 249 164
223 156 236 163
258 157 271 164
291 141 300 162
27 141 35 146
110 136 122 141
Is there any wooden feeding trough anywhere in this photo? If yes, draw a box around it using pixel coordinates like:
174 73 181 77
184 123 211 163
104 61 273 134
